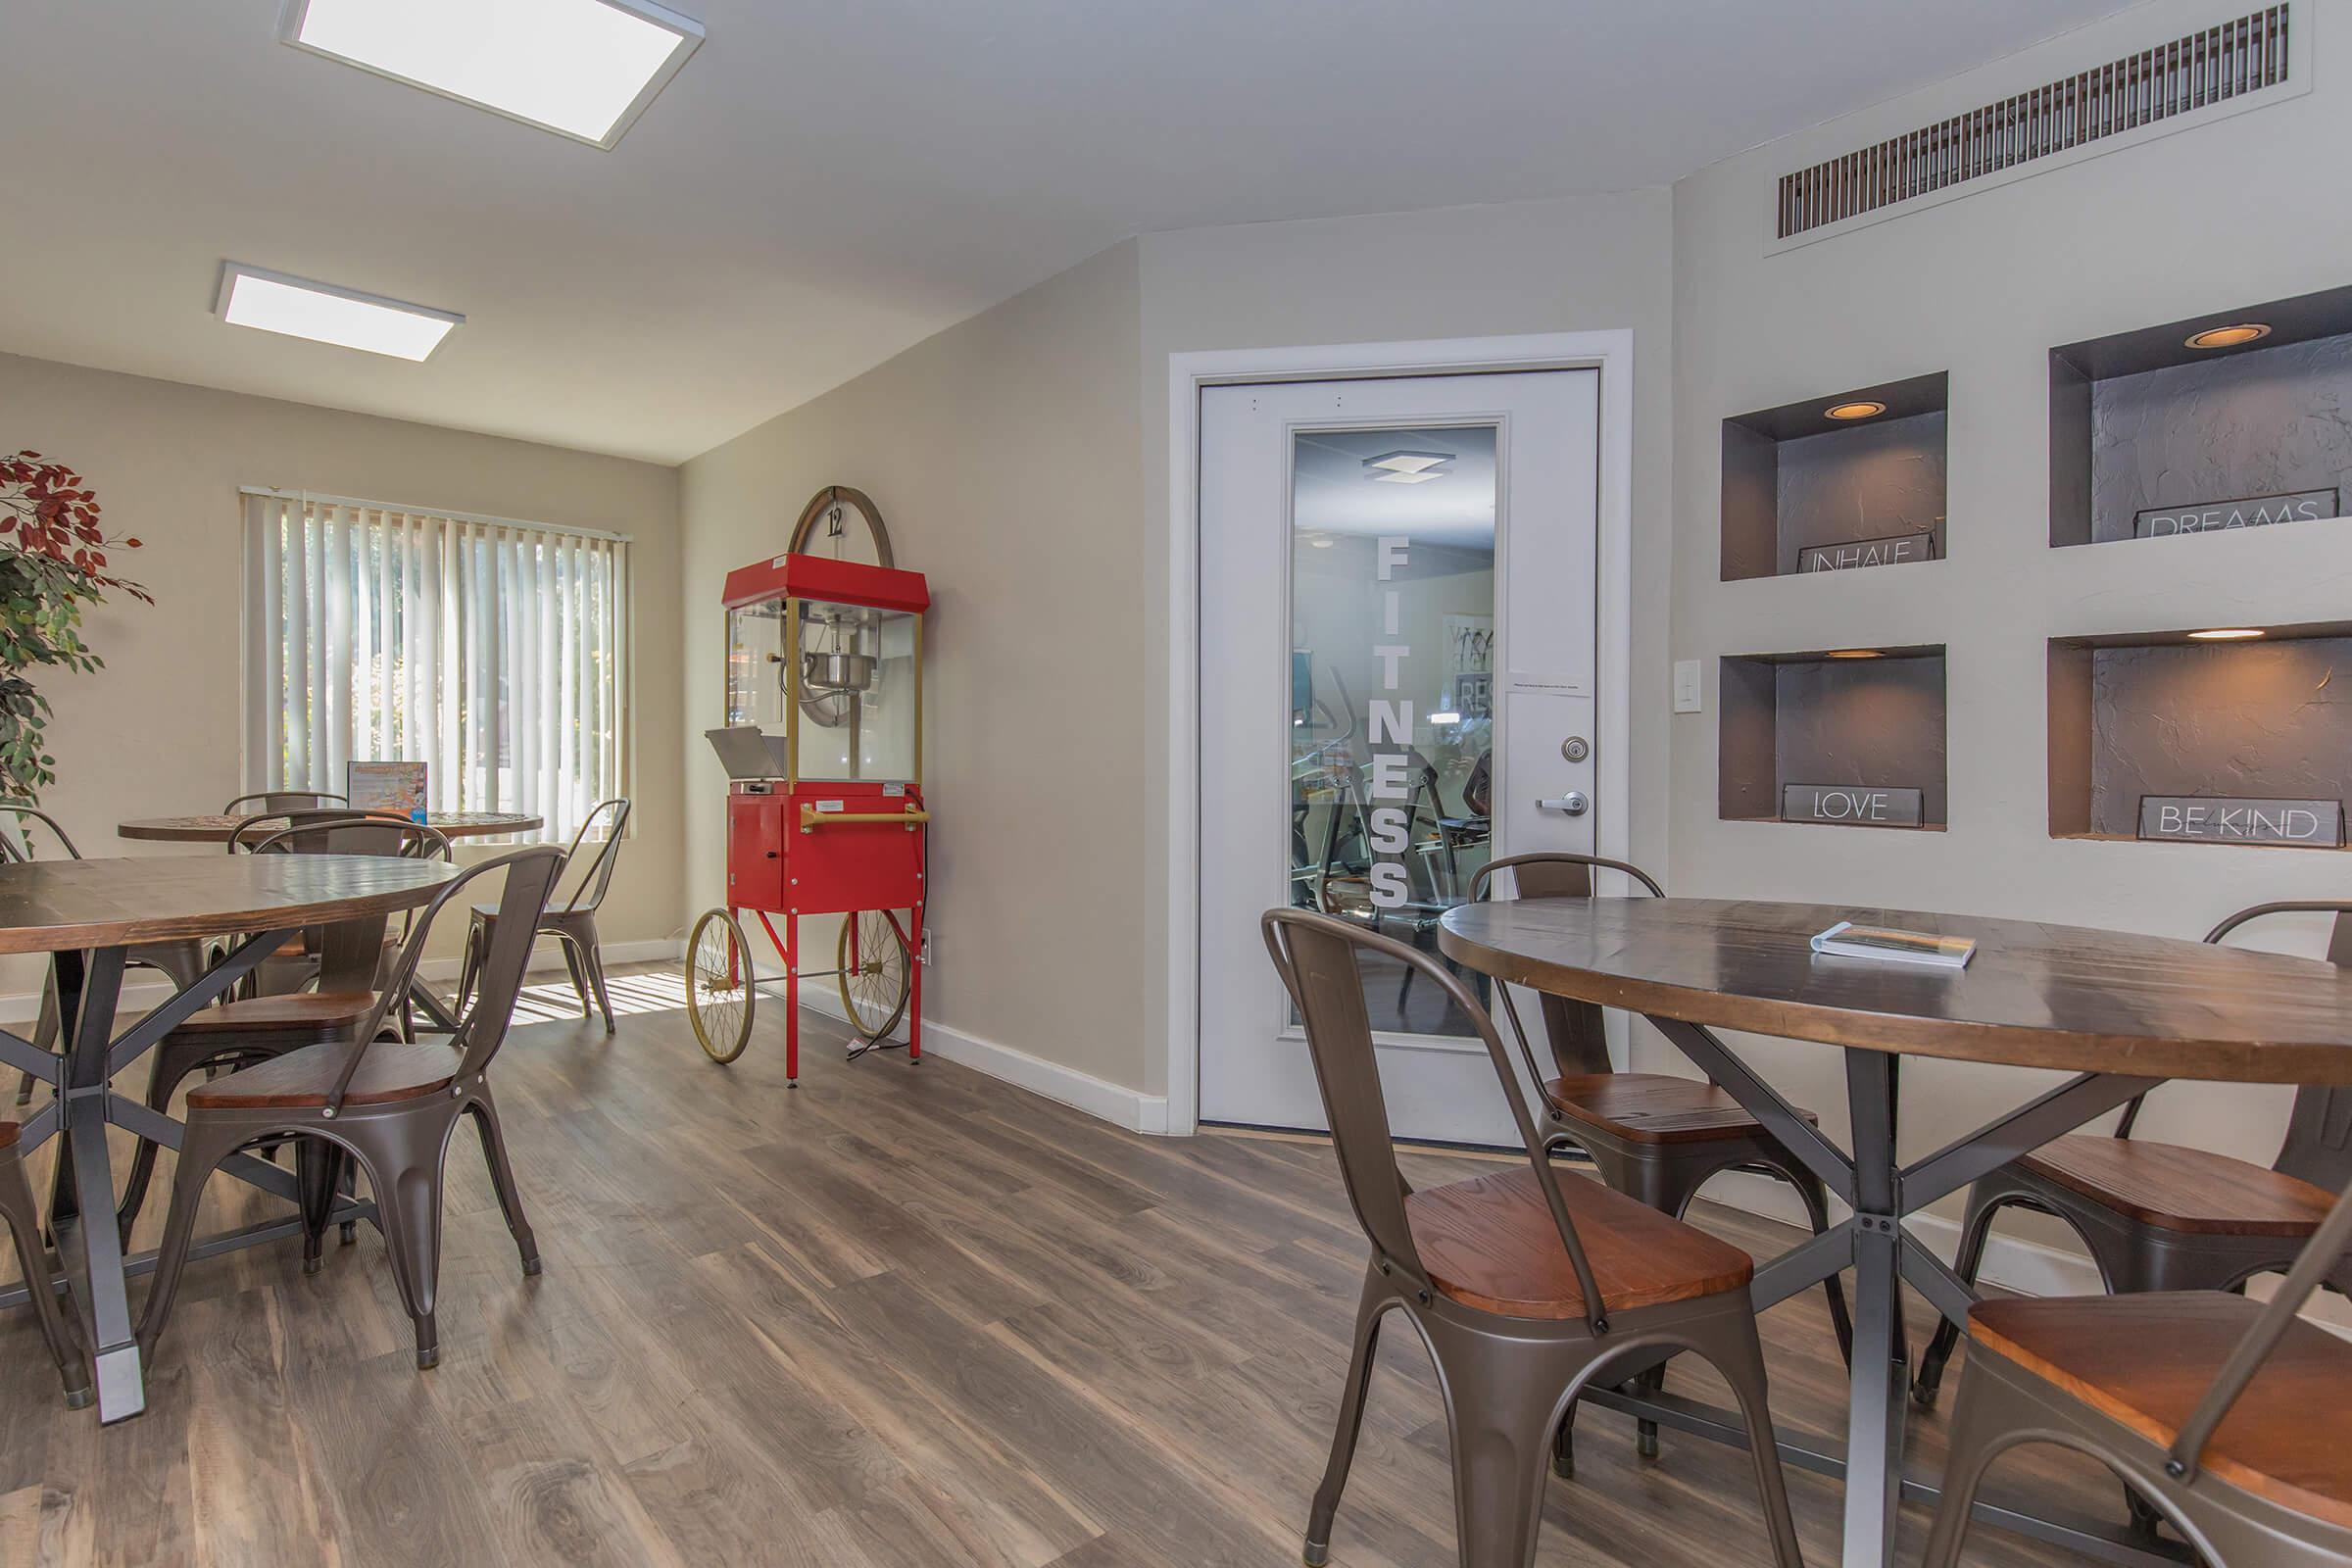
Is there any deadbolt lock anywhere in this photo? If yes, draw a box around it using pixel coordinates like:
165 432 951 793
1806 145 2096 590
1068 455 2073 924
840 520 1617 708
1560 736 1590 763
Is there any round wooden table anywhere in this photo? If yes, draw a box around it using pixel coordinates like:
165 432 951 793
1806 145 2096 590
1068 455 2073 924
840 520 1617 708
0 854 457 1424
118 810 541 845
1440 896 2352 1568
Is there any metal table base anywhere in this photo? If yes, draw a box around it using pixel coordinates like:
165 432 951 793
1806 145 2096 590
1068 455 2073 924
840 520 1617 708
0 928 377 1423
1647 1014 2165 1568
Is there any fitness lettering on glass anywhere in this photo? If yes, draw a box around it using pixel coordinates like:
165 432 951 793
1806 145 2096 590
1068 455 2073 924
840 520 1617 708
1796 530 1936 572
2136 796 2346 847
2132 488 2339 538
1365 535 1417 910
1782 783 1926 828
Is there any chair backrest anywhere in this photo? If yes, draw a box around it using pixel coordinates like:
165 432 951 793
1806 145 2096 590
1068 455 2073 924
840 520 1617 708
0 803 82 861
329 846 564 1113
1261 907 1610 1333
2168 1162 2352 1489
249 812 452 862
1467 852 1666 1079
552 798 631 913
223 790 347 814
2196 903 2352 1189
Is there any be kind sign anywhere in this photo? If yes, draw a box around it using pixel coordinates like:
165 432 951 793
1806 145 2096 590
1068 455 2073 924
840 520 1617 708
2137 796 2346 847
2133 488 2339 538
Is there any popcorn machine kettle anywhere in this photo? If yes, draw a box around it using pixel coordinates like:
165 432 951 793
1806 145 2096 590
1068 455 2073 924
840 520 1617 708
687 487 929 1083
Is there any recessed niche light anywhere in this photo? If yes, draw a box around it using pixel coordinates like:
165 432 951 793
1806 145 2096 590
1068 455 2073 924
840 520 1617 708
2184 323 2272 351
1307 536 1335 548
2187 627 2265 640
215 264 462 361
1824 649 1886 660
280 0 705 150
1824 401 1887 421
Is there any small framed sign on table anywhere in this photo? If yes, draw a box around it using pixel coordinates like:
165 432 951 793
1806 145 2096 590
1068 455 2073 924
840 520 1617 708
349 761 429 823
2136 796 2345 847
1783 783 1926 828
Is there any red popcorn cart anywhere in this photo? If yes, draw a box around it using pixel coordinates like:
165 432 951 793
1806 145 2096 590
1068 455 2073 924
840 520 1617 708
687 488 928 1083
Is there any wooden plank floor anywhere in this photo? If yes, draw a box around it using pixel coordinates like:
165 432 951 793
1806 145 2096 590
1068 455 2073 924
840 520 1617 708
0 964 2132 1566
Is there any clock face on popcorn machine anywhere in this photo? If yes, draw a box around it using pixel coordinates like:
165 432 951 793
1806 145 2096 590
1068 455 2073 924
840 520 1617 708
685 489 930 1082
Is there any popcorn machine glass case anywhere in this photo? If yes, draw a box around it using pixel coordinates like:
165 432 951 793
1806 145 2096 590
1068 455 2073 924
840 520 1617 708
690 545 931 1082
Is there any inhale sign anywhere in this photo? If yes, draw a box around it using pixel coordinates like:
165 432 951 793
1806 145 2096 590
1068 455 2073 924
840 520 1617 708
2137 796 2346 847
1783 783 1926 828
1797 530 1936 572
2133 488 2339 538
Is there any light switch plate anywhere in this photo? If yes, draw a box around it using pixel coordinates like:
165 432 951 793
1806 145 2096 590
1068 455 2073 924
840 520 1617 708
1672 660 1703 713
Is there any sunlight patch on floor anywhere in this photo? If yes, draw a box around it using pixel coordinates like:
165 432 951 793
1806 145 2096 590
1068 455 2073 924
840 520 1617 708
509 966 685 1023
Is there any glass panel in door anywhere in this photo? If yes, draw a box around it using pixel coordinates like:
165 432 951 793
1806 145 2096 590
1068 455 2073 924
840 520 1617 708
1288 425 1495 1037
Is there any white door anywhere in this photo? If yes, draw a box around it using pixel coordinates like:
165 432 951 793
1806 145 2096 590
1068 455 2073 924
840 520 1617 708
1199 370 1604 1145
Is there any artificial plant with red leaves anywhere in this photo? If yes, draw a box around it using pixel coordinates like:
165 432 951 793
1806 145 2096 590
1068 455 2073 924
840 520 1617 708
0 452 150 799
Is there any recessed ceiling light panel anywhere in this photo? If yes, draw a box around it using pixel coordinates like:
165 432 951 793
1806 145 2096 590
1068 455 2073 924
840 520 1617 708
1363 450 1455 484
281 0 706 149
216 263 463 361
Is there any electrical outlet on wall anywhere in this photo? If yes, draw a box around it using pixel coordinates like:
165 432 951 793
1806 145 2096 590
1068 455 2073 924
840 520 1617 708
1673 660 1703 713
920 927 934 965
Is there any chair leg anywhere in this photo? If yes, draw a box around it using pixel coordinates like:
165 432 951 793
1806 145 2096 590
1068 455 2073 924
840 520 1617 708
0 1151 89 1406
342 1133 448 1369
1304 1265 1388 1568
1786 1164 1855 1368
296 1140 347 1277
559 939 592 1018
135 1123 241 1362
117 1041 207 1248
1425 1315 1573 1568
467 1089 540 1277
1915 1186 2004 1407
1704 1310 1805 1568
577 926 615 1035
1919 1348 2015 1568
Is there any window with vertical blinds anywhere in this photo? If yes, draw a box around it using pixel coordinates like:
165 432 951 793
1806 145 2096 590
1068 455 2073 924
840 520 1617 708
241 490 629 841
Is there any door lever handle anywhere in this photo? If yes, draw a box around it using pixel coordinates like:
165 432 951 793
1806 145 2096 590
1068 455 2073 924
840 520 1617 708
1538 792 1590 816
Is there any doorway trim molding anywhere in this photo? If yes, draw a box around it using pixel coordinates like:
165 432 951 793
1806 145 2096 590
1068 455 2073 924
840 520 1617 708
1163 329 1637 1137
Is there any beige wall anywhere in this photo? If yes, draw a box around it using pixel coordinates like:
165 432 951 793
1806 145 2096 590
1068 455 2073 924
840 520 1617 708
0 352 685 977
1138 192 1679 1095
677 241 1148 1090
1667 0 2352 1228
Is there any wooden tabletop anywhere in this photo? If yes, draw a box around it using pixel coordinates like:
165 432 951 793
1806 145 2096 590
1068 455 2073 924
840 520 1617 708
1439 897 2352 1084
119 810 542 844
0 855 458 955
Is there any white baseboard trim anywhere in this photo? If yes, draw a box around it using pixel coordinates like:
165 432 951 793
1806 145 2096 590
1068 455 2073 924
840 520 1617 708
0 939 679 1027
786 974 1171 1136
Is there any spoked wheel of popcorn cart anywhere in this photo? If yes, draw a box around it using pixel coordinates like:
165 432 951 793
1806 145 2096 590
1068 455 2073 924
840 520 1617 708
686 487 930 1082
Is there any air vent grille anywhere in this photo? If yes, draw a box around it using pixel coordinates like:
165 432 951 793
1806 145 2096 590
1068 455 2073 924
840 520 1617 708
1777 6 2289 239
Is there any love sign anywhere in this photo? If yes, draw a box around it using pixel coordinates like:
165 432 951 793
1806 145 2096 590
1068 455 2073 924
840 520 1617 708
1783 784 1926 828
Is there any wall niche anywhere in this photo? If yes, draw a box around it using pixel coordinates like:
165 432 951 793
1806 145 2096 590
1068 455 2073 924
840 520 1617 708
2047 624 2352 848
1721 372 1947 581
1718 647 1947 829
2051 283 2352 548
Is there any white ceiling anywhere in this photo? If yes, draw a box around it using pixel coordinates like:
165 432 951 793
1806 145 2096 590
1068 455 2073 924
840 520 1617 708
0 0 2136 464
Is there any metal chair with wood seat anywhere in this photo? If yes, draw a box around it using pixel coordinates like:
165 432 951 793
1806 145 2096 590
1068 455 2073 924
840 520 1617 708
1914 900 2352 1413
137 845 563 1374
112 814 452 1251
457 798 629 1032
0 1120 91 1407
1924 1162 2352 1567
1470 851 1852 1465
1264 907 1804 1568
